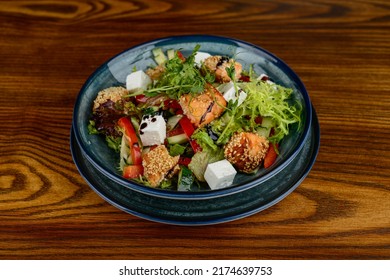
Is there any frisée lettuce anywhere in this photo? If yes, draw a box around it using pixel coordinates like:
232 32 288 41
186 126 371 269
211 77 302 146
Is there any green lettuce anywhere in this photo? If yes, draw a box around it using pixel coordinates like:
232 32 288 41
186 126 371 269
191 129 219 151
210 79 302 144
188 147 224 182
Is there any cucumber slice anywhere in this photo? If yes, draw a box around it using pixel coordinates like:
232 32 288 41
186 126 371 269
167 133 188 145
119 134 130 170
166 114 183 131
167 49 175 60
261 117 275 128
152 48 167 65
142 106 160 115
178 166 194 191
130 116 140 132
256 127 271 138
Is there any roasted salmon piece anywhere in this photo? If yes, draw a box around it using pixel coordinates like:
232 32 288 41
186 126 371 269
179 84 227 128
145 64 165 81
203 56 242 83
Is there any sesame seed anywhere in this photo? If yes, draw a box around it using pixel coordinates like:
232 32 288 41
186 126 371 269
224 132 269 173
142 145 179 187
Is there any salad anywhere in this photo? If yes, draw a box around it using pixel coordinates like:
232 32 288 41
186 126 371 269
88 45 302 191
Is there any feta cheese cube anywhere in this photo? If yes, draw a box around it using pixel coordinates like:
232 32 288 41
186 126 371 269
218 81 247 106
204 159 237 190
126 70 152 91
139 114 166 146
194 51 211 65
257 74 274 84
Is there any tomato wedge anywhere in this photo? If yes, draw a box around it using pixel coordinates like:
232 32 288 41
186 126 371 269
164 99 182 110
179 115 195 137
178 156 191 166
167 126 184 137
179 116 202 152
264 143 278 168
189 139 202 153
123 165 144 179
239 75 250 82
118 117 142 165
177 51 185 62
135 94 148 103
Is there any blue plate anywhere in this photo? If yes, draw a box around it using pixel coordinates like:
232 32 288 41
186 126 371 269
70 108 319 226
72 35 313 199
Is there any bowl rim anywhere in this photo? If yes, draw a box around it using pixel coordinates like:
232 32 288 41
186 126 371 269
72 34 312 200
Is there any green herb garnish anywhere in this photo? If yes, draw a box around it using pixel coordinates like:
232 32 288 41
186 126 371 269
145 45 214 99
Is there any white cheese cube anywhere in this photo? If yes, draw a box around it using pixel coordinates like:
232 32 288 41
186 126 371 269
204 159 237 190
218 81 247 106
139 114 166 146
194 51 211 65
257 74 274 84
126 70 152 91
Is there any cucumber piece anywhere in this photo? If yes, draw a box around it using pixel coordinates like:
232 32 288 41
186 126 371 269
166 114 183 131
152 48 167 65
119 134 130 170
142 106 159 115
256 127 271 138
130 116 140 132
167 49 175 60
261 117 275 128
167 133 188 145
178 166 194 191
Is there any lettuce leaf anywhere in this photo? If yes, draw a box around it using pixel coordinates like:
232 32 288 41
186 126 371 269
210 79 302 145
241 80 302 143
188 148 224 182
191 129 219 151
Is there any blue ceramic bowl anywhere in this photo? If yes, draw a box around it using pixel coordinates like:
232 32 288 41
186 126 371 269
72 35 313 200
71 114 319 225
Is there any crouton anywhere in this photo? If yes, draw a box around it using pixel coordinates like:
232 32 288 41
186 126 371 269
93 86 128 111
142 145 179 187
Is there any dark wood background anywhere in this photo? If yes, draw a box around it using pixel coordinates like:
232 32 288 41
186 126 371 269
1 0 389 259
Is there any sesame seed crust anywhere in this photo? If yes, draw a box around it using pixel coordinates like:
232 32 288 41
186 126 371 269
224 132 269 174
93 86 128 111
142 145 180 187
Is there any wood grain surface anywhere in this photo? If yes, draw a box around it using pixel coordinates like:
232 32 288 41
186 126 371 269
0 0 389 260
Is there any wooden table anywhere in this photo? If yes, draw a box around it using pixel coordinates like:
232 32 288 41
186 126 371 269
1 0 389 260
